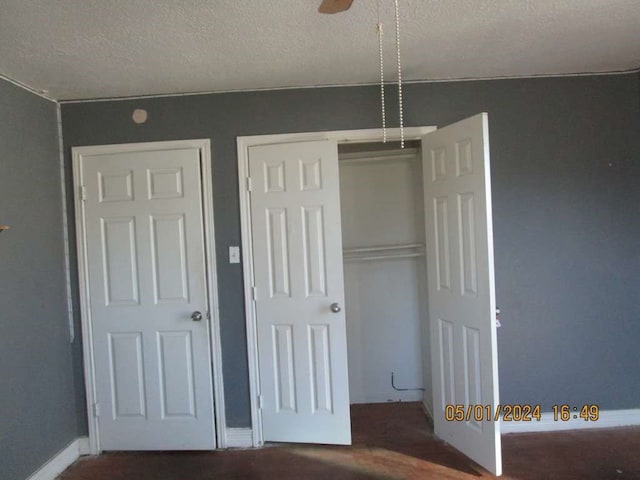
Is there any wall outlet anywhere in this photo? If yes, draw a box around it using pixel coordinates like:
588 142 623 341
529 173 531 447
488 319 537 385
229 246 240 264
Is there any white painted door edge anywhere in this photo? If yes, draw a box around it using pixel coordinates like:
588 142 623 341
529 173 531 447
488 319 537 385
72 139 225 453
237 126 436 447
200 147 228 448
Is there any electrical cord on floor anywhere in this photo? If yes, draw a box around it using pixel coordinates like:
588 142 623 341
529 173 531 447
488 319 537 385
391 371 425 392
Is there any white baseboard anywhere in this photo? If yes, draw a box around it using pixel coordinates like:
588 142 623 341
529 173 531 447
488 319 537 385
27 437 89 480
501 409 640 434
225 428 254 448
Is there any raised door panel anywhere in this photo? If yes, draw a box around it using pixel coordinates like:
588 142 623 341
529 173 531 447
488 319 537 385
150 214 189 303
265 208 291 298
308 324 333 414
302 206 327 297
101 217 139 306
157 331 196 418
457 193 478 297
99 171 134 203
438 319 455 408
108 332 146 418
273 324 297 413
147 167 184 199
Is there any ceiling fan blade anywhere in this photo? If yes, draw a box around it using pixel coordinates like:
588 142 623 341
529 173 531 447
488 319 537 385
318 0 354 14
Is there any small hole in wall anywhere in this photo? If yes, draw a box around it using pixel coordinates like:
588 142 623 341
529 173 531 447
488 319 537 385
132 109 148 124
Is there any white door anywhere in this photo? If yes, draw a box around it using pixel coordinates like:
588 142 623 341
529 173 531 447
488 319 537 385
249 140 351 444
422 113 502 475
78 144 216 450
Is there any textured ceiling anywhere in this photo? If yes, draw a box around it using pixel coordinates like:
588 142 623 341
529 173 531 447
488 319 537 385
1 0 639 100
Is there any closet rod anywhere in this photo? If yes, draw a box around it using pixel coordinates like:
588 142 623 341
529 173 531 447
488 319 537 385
343 242 424 255
343 252 424 263
339 148 419 165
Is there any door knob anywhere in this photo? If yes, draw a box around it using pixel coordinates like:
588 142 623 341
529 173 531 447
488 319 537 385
330 302 342 313
191 311 203 322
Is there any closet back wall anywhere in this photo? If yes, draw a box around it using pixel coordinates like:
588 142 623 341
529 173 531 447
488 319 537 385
339 144 427 404
61 72 640 430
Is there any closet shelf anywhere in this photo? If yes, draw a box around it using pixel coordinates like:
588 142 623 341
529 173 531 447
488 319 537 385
344 252 424 263
339 148 419 166
343 243 423 255
343 242 424 262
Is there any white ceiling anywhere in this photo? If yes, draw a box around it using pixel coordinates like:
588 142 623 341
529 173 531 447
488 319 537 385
1 0 639 101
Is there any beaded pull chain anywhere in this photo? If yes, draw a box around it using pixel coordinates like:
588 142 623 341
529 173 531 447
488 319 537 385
394 0 404 148
376 0 386 143
377 0 404 148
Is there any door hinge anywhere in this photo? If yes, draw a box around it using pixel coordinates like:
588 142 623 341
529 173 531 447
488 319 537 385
79 185 87 201
257 395 264 410
93 403 100 418
246 177 252 192
252 286 258 301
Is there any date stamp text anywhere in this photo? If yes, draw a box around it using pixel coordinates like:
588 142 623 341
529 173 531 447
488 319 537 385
444 404 600 422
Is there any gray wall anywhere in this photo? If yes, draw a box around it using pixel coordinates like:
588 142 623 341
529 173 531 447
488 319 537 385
0 79 79 480
61 72 640 430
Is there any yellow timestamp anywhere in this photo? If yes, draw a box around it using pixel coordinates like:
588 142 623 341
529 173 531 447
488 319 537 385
445 404 543 422
552 404 599 422
444 404 601 422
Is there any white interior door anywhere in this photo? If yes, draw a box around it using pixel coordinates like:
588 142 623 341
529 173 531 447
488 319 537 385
422 113 502 475
79 144 215 450
249 140 351 444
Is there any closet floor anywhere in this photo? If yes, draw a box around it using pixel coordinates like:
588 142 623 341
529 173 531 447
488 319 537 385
58 402 640 480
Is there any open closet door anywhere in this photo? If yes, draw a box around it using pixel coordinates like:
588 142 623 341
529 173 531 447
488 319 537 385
249 140 351 445
422 113 502 475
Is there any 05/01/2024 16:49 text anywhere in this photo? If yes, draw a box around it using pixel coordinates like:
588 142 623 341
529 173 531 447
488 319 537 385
444 404 600 422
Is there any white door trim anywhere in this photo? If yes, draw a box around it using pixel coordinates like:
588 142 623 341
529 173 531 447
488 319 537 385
237 126 436 446
72 139 225 453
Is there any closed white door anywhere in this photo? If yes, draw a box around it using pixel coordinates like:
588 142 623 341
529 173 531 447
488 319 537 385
422 113 502 475
249 140 351 444
78 144 215 450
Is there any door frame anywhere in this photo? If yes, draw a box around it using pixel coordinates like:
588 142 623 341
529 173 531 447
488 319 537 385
237 127 435 446
72 139 226 454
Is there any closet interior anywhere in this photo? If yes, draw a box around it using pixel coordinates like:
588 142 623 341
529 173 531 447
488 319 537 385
338 141 432 407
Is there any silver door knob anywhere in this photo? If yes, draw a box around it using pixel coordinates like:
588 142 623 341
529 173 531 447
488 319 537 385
330 302 341 313
191 311 203 322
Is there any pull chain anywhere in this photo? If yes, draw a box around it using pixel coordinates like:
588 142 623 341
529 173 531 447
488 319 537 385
393 0 404 148
376 0 386 143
